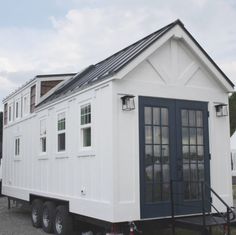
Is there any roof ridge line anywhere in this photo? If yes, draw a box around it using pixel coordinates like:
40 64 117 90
94 19 180 67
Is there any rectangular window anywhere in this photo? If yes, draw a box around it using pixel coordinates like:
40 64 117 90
15 137 20 156
8 104 13 122
80 104 91 148
16 102 19 118
4 103 8 125
40 119 47 153
30 85 36 113
15 99 21 119
57 112 66 152
23 94 29 115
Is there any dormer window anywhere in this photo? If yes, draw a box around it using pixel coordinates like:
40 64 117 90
40 80 62 97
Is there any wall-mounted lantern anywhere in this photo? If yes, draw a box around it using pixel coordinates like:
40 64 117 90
121 95 135 111
215 103 228 117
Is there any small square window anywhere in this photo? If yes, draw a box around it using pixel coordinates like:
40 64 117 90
58 113 66 131
81 104 91 125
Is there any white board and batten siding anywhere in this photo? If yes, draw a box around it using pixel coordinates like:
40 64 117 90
2 22 234 223
3 81 115 222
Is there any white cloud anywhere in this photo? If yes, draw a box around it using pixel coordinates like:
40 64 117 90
221 61 236 82
0 75 18 91
0 0 236 110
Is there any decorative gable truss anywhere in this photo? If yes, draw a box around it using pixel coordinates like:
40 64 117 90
113 22 234 93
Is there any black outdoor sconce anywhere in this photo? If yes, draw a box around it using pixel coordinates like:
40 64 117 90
215 103 228 117
121 95 135 111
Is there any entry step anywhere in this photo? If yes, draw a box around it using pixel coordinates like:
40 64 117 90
175 215 236 229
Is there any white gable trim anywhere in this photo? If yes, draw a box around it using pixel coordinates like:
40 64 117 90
112 24 234 92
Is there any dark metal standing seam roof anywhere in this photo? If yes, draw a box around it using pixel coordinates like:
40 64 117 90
38 19 234 108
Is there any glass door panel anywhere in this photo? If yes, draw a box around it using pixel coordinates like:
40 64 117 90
181 109 204 201
144 107 170 203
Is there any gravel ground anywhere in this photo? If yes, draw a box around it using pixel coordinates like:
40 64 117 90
0 197 101 235
0 195 235 235
0 197 45 235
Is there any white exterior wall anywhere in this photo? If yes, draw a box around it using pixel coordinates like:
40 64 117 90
2 32 233 223
112 38 233 222
3 82 115 222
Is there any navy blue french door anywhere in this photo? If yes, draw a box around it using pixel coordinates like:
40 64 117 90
139 96 210 219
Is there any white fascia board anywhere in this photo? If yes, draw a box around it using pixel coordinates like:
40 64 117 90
35 78 113 112
37 75 72 82
113 24 234 93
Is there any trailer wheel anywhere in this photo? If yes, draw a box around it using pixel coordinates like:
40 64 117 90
54 205 73 235
31 199 43 228
42 201 56 233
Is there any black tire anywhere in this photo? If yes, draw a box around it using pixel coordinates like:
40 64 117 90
42 201 56 233
54 205 73 235
31 199 43 228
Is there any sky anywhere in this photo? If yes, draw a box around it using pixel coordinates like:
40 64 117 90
0 0 236 110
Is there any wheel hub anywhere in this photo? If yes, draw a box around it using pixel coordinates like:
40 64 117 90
32 208 38 223
55 216 63 234
43 210 49 227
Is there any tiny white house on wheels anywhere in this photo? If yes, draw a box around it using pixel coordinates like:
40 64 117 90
2 20 235 234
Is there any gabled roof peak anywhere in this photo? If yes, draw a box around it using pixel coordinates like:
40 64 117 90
36 19 234 107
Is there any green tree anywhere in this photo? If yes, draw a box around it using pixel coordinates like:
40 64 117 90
229 93 236 136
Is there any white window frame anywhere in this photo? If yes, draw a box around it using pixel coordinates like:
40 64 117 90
57 111 66 153
80 103 92 151
8 103 13 123
15 98 21 120
14 137 21 157
23 94 30 116
40 119 47 154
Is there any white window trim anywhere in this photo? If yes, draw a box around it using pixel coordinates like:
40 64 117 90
15 98 21 120
14 136 21 160
78 101 94 156
39 118 47 157
23 93 30 116
8 103 13 123
56 111 67 156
